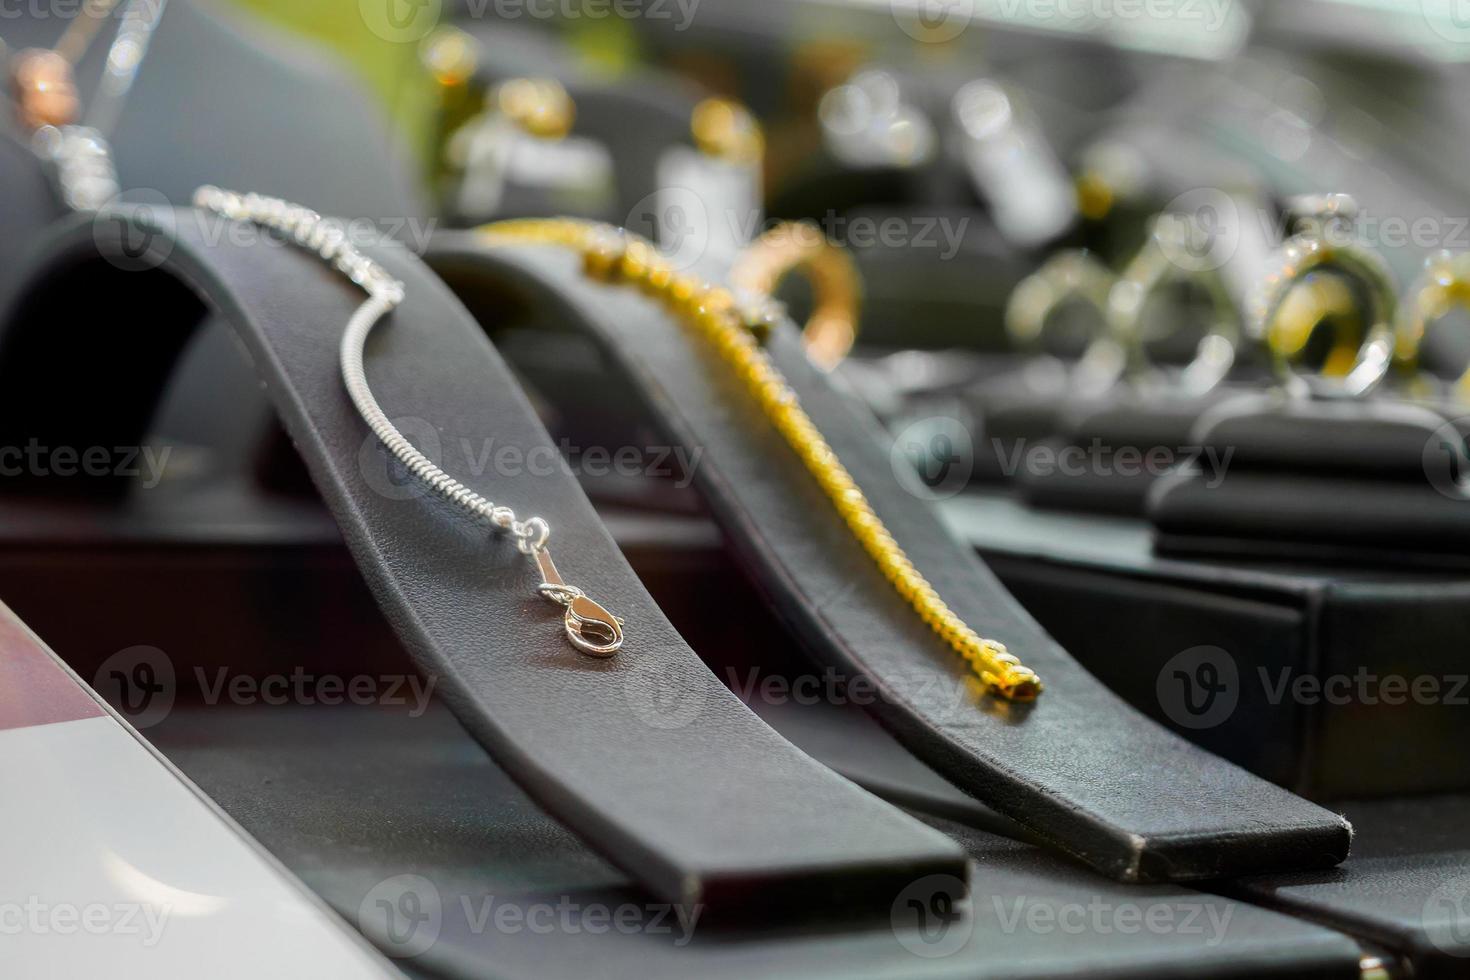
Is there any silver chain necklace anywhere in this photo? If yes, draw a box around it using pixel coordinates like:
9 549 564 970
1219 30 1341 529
192 186 625 658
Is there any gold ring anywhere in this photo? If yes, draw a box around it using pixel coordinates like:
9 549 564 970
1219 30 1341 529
1106 213 1243 396
1005 250 1117 354
1395 250 1470 404
1249 194 1397 398
730 221 862 371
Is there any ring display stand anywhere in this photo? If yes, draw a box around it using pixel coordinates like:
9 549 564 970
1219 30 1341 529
1150 393 1470 568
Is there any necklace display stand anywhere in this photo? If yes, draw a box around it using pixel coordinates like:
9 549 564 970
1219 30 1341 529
2 0 430 506
426 235 1353 883
0 205 966 914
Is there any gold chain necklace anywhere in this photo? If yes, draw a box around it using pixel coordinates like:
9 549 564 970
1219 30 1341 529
477 218 1042 701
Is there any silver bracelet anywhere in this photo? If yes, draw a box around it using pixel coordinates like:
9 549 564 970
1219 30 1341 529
192 186 624 658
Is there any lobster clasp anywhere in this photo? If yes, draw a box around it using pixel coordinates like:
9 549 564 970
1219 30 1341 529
534 547 624 658
563 594 624 658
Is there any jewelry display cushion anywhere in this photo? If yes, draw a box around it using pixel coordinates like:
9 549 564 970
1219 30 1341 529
946 490 1470 799
1149 394 1470 568
1013 389 1250 517
427 236 1352 884
145 702 1367 979
0 205 966 914
0 132 66 305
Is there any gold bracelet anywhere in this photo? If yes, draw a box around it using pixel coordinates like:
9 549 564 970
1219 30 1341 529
477 218 1042 701
730 221 862 371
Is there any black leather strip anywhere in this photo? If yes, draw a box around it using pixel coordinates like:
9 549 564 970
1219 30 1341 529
0 207 966 913
426 237 1354 883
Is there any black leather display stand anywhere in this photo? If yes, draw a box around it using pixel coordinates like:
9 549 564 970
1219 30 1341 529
1229 794 1470 980
0 472 1455 977
1150 393 1470 567
1 0 432 508
944 489 1470 799
0 133 65 305
426 235 1352 884
1015 389 1247 517
0 206 966 914
138 702 1367 979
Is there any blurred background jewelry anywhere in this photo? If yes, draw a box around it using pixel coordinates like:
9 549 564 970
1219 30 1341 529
4 0 168 212
193 186 625 658
1006 250 1124 398
730 220 862 371
1394 250 1470 406
1250 194 1398 399
690 97 763 167
1106 213 1244 398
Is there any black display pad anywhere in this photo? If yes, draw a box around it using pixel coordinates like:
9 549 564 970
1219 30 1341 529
1228 795 1470 980
426 236 1353 884
147 702 1366 979
0 206 966 914
945 489 1470 799
1150 393 1470 567
0 133 65 306
1015 390 1242 517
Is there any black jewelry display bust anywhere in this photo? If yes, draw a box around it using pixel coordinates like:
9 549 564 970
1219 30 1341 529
0 205 965 915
